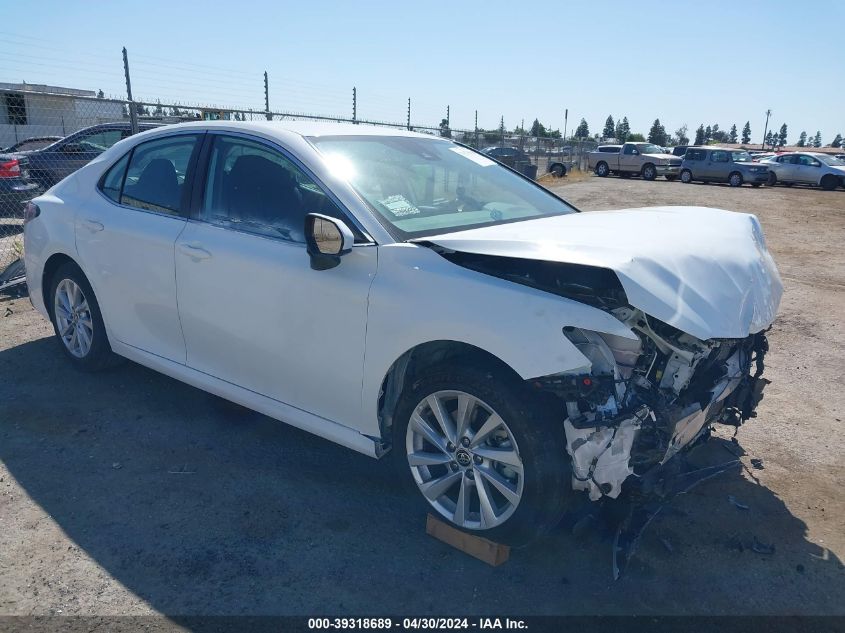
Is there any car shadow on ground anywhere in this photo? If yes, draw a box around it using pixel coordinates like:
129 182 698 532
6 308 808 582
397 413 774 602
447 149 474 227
1 336 843 617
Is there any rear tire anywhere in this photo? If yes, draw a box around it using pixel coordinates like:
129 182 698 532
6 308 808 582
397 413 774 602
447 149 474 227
680 169 693 184
550 163 565 177
391 362 571 547
642 164 657 181
595 162 609 177
48 262 117 371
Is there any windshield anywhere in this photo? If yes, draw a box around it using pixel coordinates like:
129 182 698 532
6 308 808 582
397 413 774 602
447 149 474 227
731 151 753 162
308 135 576 239
637 144 665 155
817 154 845 166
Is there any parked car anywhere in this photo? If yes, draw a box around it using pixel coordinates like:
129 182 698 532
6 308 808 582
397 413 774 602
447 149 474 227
24 121 782 546
671 145 689 157
835 153 845 161
751 152 776 162
762 152 845 190
679 147 770 187
0 153 41 217
2 136 62 153
588 142 681 180
0 122 160 192
483 146 568 178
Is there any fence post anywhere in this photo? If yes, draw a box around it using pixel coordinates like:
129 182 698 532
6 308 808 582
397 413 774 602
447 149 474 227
474 110 478 148
406 98 411 131
264 72 272 121
122 47 139 135
352 87 357 124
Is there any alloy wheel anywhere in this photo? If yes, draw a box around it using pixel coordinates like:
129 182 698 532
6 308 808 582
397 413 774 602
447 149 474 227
405 390 524 530
54 279 93 358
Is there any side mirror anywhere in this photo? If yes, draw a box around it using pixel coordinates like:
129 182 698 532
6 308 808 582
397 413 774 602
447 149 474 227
305 213 354 271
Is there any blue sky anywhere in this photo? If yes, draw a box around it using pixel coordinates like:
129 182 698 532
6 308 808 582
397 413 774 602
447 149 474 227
2 0 843 143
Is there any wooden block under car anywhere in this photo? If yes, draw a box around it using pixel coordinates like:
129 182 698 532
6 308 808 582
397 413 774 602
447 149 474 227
425 514 510 566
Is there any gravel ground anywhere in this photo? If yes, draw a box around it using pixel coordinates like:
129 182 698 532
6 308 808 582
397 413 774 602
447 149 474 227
0 175 843 617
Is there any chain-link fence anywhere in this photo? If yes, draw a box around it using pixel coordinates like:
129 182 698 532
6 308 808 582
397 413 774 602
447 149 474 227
0 43 591 284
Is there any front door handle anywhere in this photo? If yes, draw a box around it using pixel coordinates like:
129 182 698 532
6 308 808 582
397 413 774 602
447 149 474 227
82 219 104 232
178 243 212 261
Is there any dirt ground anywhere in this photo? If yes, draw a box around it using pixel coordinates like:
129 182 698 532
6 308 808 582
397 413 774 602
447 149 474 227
1 175 843 617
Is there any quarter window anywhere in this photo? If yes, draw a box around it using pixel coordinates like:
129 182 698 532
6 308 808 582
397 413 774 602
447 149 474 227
99 152 129 203
120 135 200 214
201 136 349 243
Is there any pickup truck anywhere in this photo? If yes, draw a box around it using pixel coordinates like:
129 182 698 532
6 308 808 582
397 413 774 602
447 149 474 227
588 142 682 181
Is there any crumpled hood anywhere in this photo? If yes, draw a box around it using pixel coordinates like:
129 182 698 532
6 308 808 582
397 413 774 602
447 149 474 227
421 207 783 340
643 152 677 162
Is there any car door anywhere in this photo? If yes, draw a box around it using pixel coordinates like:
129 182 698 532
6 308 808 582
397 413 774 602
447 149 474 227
706 150 730 181
795 154 822 184
775 155 798 181
618 143 639 171
174 133 377 427
75 132 203 363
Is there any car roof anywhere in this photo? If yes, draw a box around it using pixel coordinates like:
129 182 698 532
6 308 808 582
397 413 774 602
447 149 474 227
153 120 441 140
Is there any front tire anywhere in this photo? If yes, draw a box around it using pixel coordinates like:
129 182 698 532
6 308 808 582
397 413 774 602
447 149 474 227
767 172 777 186
821 175 838 191
392 362 570 546
680 169 693 184
48 262 116 371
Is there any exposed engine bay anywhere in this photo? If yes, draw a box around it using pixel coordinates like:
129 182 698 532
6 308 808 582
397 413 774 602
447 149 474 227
438 249 771 503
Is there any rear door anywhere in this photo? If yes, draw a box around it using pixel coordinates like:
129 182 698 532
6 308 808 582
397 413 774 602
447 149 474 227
707 150 730 181
775 155 799 181
74 132 203 362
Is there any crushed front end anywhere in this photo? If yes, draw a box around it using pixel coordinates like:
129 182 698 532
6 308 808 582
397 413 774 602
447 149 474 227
532 307 770 503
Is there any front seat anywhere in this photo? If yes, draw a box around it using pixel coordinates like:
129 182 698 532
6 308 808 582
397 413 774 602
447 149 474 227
130 158 180 210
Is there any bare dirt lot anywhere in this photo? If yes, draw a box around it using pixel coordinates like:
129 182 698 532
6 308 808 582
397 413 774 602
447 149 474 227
1 176 843 617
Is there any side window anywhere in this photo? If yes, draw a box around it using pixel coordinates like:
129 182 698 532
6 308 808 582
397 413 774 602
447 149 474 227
99 152 130 202
622 144 636 155
711 150 729 162
121 135 200 215
798 155 820 167
201 136 348 243
686 149 705 161
76 129 125 154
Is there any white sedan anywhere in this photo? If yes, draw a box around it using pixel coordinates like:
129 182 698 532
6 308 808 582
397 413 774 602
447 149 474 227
24 121 782 545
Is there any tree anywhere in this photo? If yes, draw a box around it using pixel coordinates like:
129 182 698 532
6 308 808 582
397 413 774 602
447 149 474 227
647 118 668 146
153 99 163 116
797 131 807 147
832 134 843 148
741 121 751 144
602 115 615 139
615 117 630 143
729 124 738 143
704 125 712 143
439 118 451 138
778 123 788 147
813 131 822 148
711 126 730 143
134 102 145 116
171 106 181 116
765 130 773 147
574 118 590 139
694 124 705 145
530 118 547 138
674 124 689 145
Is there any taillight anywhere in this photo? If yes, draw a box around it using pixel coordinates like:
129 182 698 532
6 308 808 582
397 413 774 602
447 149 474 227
23 201 40 224
0 158 21 179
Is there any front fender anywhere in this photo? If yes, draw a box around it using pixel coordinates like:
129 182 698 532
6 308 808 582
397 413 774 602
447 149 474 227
360 243 637 437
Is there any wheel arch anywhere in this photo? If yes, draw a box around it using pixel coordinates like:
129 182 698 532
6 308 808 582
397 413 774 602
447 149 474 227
41 252 79 318
376 340 522 447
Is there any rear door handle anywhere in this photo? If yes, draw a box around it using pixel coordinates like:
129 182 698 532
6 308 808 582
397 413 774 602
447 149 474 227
178 243 212 261
82 219 104 232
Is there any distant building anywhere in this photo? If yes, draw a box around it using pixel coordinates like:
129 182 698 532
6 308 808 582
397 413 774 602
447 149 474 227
0 82 124 147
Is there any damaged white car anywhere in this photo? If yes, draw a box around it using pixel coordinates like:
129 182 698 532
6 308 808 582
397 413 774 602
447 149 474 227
24 122 782 548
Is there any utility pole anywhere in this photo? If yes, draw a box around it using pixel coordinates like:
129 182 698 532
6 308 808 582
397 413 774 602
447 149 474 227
446 104 450 128
122 47 138 135
563 108 568 142
762 109 771 150
264 71 271 121
406 98 411 131
352 87 357 124
474 110 478 148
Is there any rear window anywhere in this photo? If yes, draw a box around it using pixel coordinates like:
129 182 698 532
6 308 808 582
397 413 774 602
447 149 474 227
685 149 707 161
599 146 621 153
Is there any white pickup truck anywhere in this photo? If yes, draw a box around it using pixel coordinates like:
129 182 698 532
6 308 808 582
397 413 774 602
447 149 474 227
588 142 682 181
